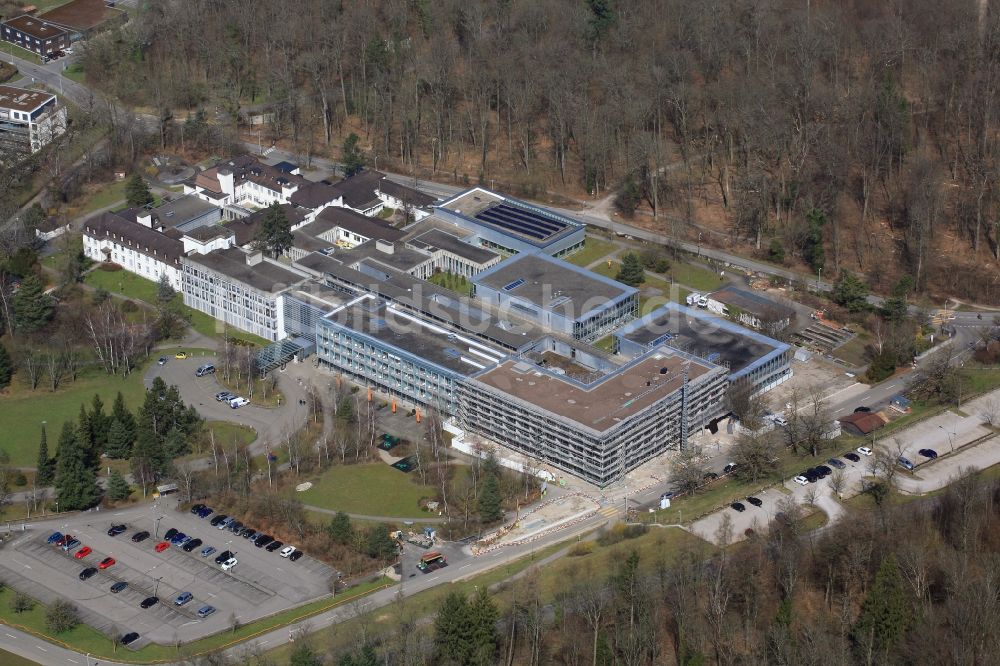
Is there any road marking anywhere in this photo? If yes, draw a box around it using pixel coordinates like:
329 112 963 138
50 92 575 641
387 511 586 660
35 645 47 651
427 575 440 582
67 660 78 664
5 633 14 638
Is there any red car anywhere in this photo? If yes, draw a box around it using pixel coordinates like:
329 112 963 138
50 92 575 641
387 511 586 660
74 546 92 559
154 541 170 552
98 557 116 569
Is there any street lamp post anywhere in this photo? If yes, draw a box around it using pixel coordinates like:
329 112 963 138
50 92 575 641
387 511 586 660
697 232 702 257
817 267 823 291
154 515 163 539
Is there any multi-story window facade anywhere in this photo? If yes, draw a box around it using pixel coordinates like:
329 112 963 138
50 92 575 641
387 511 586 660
0 85 67 156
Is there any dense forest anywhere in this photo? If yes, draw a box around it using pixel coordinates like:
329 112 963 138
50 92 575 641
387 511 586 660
72 0 1000 301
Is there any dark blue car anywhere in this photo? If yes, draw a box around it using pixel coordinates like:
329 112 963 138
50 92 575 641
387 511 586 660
169 532 187 545
197 506 213 518
47 531 63 544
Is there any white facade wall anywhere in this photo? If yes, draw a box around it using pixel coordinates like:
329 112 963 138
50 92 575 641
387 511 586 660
82 233 182 291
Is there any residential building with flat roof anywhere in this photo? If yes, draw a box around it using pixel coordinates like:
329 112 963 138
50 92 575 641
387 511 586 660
1 15 69 55
473 251 638 341
0 85 66 155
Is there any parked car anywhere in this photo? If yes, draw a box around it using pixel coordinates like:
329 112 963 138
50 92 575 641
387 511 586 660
229 397 249 409
154 541 170 553
201 546 217 558
793 475 809 486
54 534 71 547
227 521 244 533
731 502 746 512
221 557 238 571
723 462 737 474
197 605 216 619
288 550 304 562
120 632 140 646
702 471 719 481
197 506 213 518
844 452 861 463
746 496 763 507
174 351 188 359
190 503 206 515
169 532 187 545
240 527 257 539
218 517 235 530
265 540 284 552
210 515 228 527
164 528 178 540
140 597 159 609
196 364 216 377
111 581 129 593
898 456 915 471
174 591 193 606
179 536 193 546
815 465 833 477
74 547 92 560
280 545 297 558
107 524 127 537
854 406 872 413
214 550 233 565
919 448 939 459
132 531 150 543
79 567 98 581
828 458 846 469
773 415 789 427
62 538 81 552
857 446 873 456
254 534 274 548
183 538 203 552
215 392 235 402
157 357 167 366
46 532 63 545
98 557 116 569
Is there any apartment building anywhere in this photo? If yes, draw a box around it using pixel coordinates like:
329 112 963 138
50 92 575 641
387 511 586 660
1 15 69 56
82 211 184 290
0 85 67 156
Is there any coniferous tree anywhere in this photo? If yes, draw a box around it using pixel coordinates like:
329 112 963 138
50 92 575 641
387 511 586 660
0 344 11 389
88 394 110 456
76 404 96 468
468 587 499 665
289 643 323 666
35 425 54 487
252 203 293 258
615 252 646 286
124 173 153 207
478 473 503 523
434 591 472 664
156 273 175 302
54 422 101 511
327 511 353 545
105 420 134 459
13 274 53 333
342 133 365 177
107 469 131 501
366 524 398 561
853 554 913 660
110 392 136 445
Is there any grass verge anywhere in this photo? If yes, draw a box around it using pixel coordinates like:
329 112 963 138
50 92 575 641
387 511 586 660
565 237 618 267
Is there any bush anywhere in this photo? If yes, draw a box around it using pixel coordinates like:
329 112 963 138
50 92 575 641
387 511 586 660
10 591 33 614
568 541 595 556
120 299 138 313
597 522 648 546
99 262 123 272
13 472 26 486
653 258 671 273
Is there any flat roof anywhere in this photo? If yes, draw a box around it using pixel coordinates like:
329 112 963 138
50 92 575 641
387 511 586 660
326 298 507 377
436 187 583 246
0 85 55 113
616 302 786 376
472 348 715 432
474 252 635 319
184 247 305 293
332 240 432 274
184 225 234 242
39 0 125 31
151 195 218 227
408 228 498 265
2 15 67 39
709 285 796 320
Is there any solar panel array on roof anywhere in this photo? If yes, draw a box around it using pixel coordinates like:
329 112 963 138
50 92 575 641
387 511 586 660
474 203 569 241
503 278 526 291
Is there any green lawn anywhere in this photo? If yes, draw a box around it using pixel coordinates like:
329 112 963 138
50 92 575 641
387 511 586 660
80 180 127 214
0 362 146 467
0 578 390 663
565 236 619 267
0 648 38 666
2 43 41 65
593 335 614 352
61 63 85 83
668 261 724 292
84 270 268 346
294 463 438 519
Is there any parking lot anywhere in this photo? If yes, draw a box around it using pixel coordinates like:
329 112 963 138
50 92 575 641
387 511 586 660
0 500 337 648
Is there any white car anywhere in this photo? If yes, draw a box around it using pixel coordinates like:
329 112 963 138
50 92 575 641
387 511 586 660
857 446 873 456
773 415 789 427
221 557 238 571
793 475 809 486
229 397 249 409
279 545 296 558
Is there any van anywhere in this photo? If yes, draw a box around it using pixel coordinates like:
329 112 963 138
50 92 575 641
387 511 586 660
697 296 709 308
195 364 215 377
685 293 700 307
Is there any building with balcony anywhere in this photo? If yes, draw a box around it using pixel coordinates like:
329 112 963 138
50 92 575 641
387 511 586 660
0 85 67 156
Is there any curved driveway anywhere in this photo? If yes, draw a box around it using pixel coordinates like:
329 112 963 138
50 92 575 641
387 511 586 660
144 355 311 455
